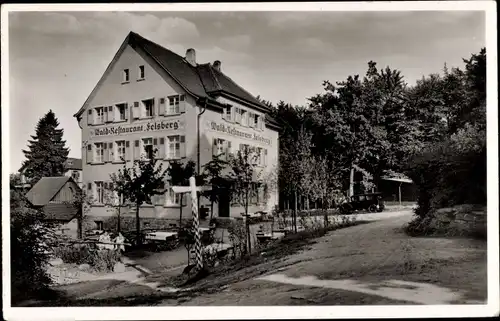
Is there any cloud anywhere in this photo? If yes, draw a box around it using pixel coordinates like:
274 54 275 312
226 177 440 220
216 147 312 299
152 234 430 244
10 12 200 44
219 34 252 49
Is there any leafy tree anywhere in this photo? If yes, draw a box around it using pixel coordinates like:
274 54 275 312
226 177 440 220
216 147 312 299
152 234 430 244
10 188 53 304
226 147 262 253
200 154 230 220
21 110 69 185
167 160 198 226
110 153 167 245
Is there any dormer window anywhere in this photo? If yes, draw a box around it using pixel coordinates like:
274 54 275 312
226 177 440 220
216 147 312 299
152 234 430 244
123 69 130 83
139 65 145 80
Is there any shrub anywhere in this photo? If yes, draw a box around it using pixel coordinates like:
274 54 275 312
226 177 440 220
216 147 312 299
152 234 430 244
52 244 120 272
10 189 53 304
406 132 486 221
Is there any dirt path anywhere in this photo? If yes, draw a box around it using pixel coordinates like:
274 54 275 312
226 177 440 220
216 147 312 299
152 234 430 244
175 210 487 305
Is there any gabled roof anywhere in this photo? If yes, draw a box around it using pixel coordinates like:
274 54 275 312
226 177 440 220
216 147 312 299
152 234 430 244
42 203 80 221
64 158 82 171
196 63 264 107
75 31 272 119
26 176 71 206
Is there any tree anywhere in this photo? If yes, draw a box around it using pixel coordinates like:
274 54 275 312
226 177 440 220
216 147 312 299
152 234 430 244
10 188 53 304
226 147 262 253
21 110 69 185
110 153 167 245
167 160 198 226
201 154 229 220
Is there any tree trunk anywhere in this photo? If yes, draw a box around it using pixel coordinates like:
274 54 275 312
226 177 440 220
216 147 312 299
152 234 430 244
245 189 251 253
179 196 183 227
135 202 141 246
210 199 214 221
293 190 298 233
323 198 328 228
349 166 355 197
117 206 121 234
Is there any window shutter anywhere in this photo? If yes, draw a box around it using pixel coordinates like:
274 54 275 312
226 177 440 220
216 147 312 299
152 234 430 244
134 140 140 159
158 98 165 116
159 137 166 159
212 138 218 156
103 142 108 162
103 107 108 123
180 136 186 158
153 138 158 158
222 108 226 120
151 100 155 116
86 144 93 164
108 106 114 122
124 103 129 120
125 141 131 161
264 149 268 166
133 102 140 119
87 109 93 125
179 100 186 113
226 141 232 159
108 142 114 162
248 112 254 127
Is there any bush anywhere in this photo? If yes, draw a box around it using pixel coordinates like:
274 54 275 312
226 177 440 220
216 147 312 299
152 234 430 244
406 133 486 221
10 189 53 304
52 244 121 272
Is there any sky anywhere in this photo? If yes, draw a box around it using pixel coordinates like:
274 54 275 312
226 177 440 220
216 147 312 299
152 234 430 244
7 10 485 171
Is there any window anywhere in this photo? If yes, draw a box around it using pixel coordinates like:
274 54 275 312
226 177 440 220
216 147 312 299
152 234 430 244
142 99 154 117
72 171 80 181
215 138 225 157
167 135 180 159
143 138 153 159
241 110 248 126
95 107 104 124
95 221 104 230
225 106 233 121
95 181 104 203
168 96 182 115
235 107 243 123
123 69 130 82
117 103 127 121
139 65 145 79
168 188 182 205
253 114 259 127
95 143 104 163
116 140 126 161
256 147 263 166
239 143 250 154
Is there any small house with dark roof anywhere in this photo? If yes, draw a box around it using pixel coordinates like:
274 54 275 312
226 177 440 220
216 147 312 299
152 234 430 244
73 31 280 229
26 176 82 238
19 157 83 189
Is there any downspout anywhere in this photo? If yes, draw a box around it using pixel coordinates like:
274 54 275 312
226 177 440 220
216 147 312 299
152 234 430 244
197 98 208 174
197 98 208 217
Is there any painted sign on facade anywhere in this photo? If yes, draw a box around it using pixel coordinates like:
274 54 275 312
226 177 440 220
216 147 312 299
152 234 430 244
205 120 272 145
90 119 184 137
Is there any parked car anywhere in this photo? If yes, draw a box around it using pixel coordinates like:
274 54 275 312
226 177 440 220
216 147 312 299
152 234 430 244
338 192 385 214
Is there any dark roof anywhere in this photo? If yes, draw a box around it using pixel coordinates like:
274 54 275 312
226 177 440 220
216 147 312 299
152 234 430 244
42 203 80 221
128 32 268 110
128 32 208 98
25 177 71 206
64 158 82 170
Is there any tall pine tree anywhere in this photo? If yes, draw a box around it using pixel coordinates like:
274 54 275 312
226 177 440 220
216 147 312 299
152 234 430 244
21 110 69 185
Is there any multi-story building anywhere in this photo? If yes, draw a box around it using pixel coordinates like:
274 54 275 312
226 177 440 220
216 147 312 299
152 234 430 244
73 31 280 230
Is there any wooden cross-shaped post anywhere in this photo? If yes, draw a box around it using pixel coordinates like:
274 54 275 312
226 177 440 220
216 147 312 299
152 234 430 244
172 177 211 272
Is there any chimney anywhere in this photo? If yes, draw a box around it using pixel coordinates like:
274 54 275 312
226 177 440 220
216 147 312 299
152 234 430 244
213 60 221 72
185 48 196 66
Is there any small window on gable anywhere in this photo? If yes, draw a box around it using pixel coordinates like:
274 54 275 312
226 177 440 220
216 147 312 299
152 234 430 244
139 65 145 79
123 69 130 83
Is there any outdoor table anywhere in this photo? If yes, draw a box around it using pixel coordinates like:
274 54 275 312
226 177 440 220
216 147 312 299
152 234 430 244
145 231 179 251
